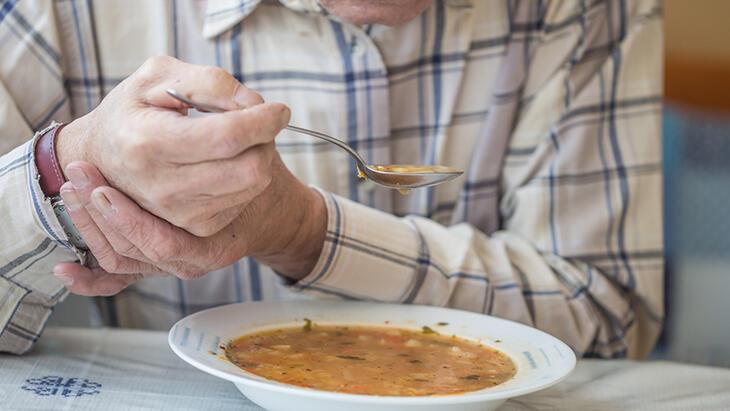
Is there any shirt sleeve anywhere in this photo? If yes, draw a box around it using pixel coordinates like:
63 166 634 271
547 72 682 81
0 137 80 354
0 2 78 354
294 1 663 359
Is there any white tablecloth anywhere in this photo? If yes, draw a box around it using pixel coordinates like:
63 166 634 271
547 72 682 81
1 328 728 410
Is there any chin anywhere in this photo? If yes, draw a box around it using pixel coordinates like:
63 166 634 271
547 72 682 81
319 0 434 26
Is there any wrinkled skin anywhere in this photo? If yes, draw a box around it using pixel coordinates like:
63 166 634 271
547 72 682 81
53 0 434 296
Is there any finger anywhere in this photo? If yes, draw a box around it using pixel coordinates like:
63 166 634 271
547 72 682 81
176 142 275 200
88 185 214 277
177 204 244 238
64 163 151 263
60 182 162 274
153 142 276 236
141 62 264 111
151 102 290 163
53 262 143 297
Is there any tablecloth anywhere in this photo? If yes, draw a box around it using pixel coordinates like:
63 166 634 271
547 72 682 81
1 328 728 410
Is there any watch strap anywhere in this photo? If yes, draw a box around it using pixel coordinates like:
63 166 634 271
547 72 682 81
34 122 89 255
34 122 66 198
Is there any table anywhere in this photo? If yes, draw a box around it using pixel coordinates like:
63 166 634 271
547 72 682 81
1 328 729 410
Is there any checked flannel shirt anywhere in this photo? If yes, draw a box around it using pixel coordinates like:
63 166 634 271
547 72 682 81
0 0 663 358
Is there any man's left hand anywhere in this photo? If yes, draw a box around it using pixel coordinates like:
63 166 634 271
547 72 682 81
54 157 326 296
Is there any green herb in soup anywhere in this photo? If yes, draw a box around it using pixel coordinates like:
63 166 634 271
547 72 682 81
225 324 516 396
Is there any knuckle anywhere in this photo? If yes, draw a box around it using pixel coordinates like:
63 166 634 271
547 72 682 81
177 269 193 280
176 267 204 280
110 241 138 258
125 141 148 160
120 138 153 166
117 212 142 238
217 130 242 157
98 254 122 273
195 212 231 236
140 55 174 75
204 66 234 84
268 102 291 128
72 218 96 236
188 223 217 237
234 83 264 106
178 207 224 236
113 215 153 258
147 239 180 263
131 56 179 90
169 209 199 232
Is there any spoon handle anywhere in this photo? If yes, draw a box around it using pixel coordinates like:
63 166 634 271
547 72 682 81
166 89 368 168
284 125 367 168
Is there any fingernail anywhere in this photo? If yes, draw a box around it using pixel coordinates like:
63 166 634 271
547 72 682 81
60 186 81 212
91 191 116 218
54 272 74 286
65 166 89 189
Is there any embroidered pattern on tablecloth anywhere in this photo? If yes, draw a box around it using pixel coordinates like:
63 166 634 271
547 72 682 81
21 376 101 397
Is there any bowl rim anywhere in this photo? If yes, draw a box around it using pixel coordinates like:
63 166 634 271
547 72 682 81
168 301 576 405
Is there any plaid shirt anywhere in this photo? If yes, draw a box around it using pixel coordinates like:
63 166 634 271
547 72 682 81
0 0 663 358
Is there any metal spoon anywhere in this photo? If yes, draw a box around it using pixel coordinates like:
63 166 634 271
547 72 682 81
166 89 463 190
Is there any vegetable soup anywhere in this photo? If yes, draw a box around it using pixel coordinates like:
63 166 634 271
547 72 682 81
225 322 515 396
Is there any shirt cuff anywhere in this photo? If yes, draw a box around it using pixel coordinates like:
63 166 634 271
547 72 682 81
29 130 74 248
291 190 424 301
0 138 74 297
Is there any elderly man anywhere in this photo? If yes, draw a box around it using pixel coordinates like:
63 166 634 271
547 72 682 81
0 0 662 358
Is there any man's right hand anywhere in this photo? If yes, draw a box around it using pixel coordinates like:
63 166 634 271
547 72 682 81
55 56 290 236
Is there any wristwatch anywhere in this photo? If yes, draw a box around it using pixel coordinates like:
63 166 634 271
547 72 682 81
34 122 89 262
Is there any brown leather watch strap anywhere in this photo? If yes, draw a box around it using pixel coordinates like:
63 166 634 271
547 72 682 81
34 122 67 198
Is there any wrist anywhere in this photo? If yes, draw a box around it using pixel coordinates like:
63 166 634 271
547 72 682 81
285 187 327 277
251 165 327 279
55 115 90 175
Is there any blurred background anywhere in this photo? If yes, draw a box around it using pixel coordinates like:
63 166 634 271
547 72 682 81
659 0 730 367
49 0 730 368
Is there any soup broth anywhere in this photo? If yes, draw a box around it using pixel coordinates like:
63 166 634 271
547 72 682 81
225 323 515 396
372 164 461 174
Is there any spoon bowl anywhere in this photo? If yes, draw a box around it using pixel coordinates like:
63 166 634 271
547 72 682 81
166 89 464 190
361 164 463 190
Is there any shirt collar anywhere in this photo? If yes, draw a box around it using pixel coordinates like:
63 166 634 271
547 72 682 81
203 0 323 38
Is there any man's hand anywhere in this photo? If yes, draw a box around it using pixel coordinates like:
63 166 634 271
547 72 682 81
54 158 327 295
55 56 290 236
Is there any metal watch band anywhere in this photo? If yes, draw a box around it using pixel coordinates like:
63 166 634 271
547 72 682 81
51 194 90 259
